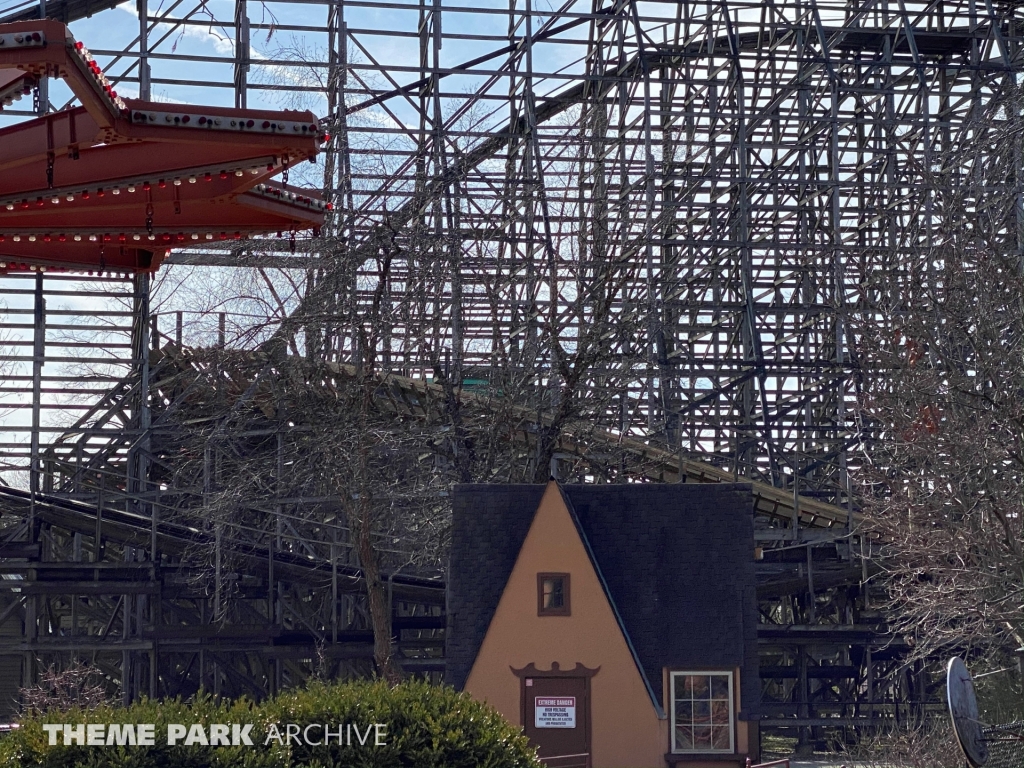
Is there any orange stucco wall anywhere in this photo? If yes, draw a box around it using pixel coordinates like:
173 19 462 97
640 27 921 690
464 482 668 768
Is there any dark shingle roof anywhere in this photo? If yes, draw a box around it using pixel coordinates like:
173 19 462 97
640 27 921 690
446 482 760 718
445 484 546 693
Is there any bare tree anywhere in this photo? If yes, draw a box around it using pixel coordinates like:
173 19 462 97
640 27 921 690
19 660 112 713
856 84 1024 664
133 33 663 684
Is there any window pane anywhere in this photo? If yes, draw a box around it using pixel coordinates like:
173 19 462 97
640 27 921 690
693 726 712 748
675 727 693 750
712 726 731 750
682 675 694 697
693 700 710 724
543 579 563 608
711 676 729 699
691 675 709 697
711 700 729 724
675 701 692 726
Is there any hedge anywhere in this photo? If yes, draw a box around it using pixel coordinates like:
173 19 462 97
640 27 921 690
0 678 542 768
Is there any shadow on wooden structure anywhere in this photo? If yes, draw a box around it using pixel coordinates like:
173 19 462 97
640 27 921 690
0 479 445 713
0 339 945 749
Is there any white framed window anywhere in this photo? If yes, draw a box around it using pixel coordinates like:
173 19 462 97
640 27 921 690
670 670 735 753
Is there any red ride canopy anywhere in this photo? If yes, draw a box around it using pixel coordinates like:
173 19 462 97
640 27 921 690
0 19 328 274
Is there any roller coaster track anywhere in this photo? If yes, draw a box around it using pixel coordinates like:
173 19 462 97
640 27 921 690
34 345 857 538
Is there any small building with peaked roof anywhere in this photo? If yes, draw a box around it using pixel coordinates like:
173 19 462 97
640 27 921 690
446 481 760 768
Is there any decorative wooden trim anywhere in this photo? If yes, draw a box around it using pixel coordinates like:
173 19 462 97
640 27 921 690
511 661 601 679
537 572 571 616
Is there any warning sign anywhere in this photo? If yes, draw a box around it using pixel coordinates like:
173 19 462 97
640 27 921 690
535 697 576 728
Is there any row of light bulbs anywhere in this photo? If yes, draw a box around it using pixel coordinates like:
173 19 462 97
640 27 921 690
0 262 135 276
252 183 331 210
0 30 45 47
0 165 327 212
3 169 252 210
74 39 323 136
129 109 324 139
0 78 32 109
0 263 58 272
71 39 127 112
0 231 264 243
0 32 43 110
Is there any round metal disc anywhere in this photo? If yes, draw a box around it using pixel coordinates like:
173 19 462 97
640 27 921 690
948 657 988 768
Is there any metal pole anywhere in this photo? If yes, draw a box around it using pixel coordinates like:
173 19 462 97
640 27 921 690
29 274 44 531
138 0 150 100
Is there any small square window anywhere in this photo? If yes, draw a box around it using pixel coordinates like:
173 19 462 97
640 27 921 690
537 573 570 616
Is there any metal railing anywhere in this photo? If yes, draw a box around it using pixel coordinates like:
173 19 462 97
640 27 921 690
540 753 590 768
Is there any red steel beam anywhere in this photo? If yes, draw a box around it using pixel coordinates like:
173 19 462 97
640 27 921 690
0 20 328 274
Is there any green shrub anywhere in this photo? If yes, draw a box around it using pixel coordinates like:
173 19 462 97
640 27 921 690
261 678 538 768
0 679 540 768
0 694 278 768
